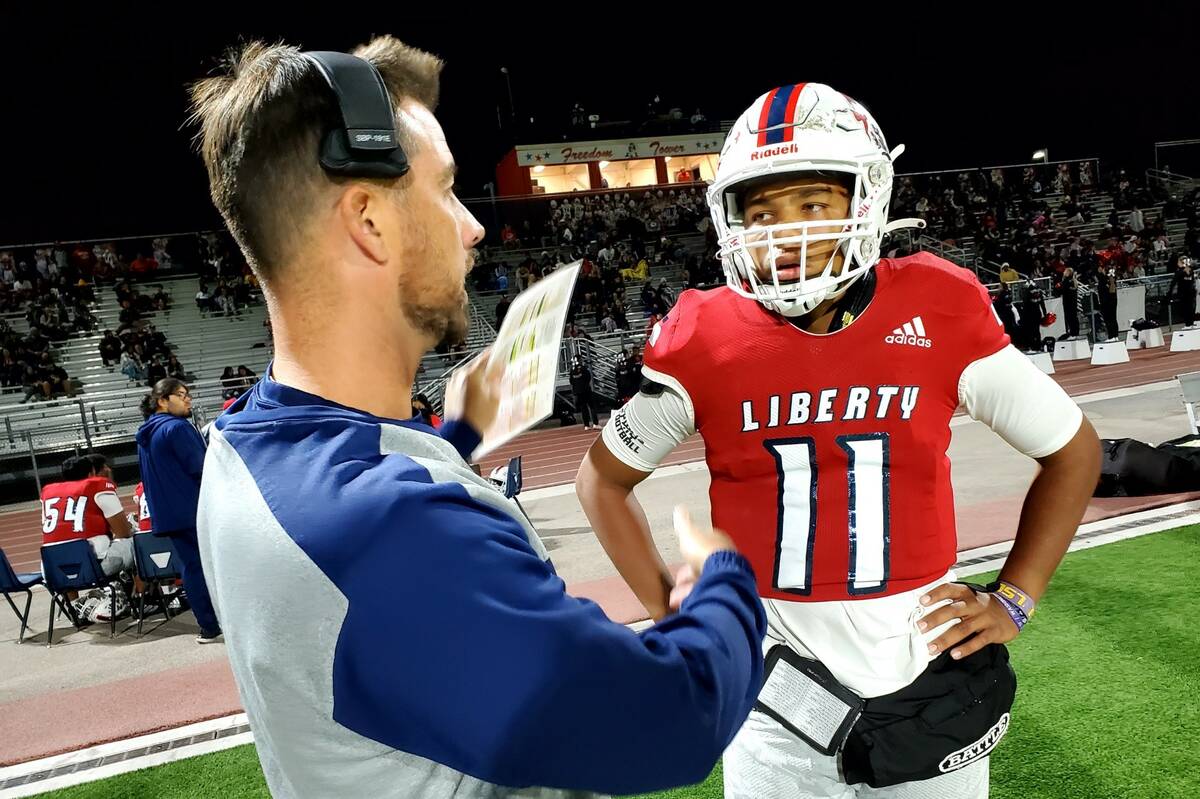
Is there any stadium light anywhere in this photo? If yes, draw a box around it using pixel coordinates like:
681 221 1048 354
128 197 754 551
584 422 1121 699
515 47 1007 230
599 160 610 168
664 156 672 162
1032 149 1049 162
533 165 545 173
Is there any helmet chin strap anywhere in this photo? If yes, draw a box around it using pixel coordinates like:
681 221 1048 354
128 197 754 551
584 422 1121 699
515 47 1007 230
768 241 855 317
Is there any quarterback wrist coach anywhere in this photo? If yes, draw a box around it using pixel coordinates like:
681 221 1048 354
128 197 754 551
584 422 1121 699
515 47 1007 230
755 642 1016 788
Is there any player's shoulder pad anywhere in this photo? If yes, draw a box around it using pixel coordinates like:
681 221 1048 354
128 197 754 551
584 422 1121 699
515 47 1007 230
644 286 725 361
886 251 992 306
86 476 117 493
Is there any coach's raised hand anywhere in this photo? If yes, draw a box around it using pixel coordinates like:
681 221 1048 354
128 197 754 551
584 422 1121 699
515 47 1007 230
442 347 503 434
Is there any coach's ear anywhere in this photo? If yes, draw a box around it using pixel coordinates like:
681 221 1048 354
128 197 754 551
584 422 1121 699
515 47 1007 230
338 185 391 267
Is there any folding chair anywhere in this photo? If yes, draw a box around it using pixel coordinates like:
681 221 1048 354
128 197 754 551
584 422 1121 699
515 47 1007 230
1178 371 1200 435
40 540 126 645
132 532 182 636
0 548 42 644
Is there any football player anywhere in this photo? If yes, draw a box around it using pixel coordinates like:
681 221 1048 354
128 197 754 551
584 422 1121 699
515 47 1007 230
577 83 1101 798
42 453 135 576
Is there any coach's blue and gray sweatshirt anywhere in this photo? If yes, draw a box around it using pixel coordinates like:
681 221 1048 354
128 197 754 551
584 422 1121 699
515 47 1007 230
198 376 766 799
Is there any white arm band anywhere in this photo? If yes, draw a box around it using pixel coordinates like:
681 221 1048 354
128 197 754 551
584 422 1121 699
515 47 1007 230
94 490 125 520
959 344 1084 459
601 383 696 473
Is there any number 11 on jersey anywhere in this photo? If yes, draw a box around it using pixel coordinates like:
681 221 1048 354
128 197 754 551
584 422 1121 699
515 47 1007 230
764 434 891 596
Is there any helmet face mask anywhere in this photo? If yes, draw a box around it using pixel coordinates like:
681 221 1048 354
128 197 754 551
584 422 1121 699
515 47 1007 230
707 83 912 318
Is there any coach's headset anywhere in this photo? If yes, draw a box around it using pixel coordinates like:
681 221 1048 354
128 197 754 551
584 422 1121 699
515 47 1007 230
303 51 410 179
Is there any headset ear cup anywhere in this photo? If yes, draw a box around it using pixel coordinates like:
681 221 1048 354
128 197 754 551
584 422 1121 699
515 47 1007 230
318 128 352 173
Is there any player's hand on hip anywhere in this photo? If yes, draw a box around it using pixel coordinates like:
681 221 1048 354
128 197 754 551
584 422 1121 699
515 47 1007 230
443 348 503 434
918 583 1019 660
674 505 737 578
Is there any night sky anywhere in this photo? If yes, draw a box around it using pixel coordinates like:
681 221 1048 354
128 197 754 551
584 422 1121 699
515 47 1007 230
2 9 1197 245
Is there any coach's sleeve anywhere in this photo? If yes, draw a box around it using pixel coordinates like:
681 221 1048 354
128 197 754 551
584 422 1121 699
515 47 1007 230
328 483 766 795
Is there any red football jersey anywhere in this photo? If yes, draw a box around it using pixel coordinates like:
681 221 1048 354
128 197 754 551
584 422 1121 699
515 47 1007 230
643 252 1008 602
133 482 152 532
41 476 120 544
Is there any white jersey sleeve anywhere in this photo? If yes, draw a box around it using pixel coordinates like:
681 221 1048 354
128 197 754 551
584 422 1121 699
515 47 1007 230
959 344 1083 458
93 489 125 519
600 383 696 473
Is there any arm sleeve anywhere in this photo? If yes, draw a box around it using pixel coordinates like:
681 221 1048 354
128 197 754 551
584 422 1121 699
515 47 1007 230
93 490 125 519
959 344 1084 458
330 485 767 795
601 383 695 472
437 419 481 461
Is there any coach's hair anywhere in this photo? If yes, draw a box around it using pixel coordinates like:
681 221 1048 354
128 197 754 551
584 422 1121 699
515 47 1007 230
141 378 188 418
188 36 443 283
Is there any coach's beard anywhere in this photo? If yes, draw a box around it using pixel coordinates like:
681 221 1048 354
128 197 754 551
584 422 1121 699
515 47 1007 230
402 290 470 349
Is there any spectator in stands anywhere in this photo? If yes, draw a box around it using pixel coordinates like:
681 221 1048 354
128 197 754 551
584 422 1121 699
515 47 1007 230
41 454 136 578
999 262 1020 285
1096 263 1120 340
195 283 213 313
217 287 238 316
1169 257 1197 328
565 321 590 341
137 379 221 643
145 355 168 387
166 354 188 381
500 223 519 249
600 308 618 334
24 326 48 355
236 365 258 394
411 393 442 428
120 348 145 383
99 330 122 367
640 281 657 313
568 357 598 430
72 302 97 332
656 278 675 309
48 363 75 398
0 348 21 389
495 294 511 329
1056 268 1080 338
219 367 240 399
130 252 159 278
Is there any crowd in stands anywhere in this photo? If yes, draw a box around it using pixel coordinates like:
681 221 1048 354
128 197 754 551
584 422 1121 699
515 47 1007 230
496 185 711 252
218 365 259 400
898 161 1198 284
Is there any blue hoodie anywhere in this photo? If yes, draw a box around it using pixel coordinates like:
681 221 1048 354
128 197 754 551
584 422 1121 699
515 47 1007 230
136 412 206 535
197 376 768 797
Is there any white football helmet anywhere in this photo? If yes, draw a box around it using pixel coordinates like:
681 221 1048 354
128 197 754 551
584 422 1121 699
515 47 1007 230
707 83 924 317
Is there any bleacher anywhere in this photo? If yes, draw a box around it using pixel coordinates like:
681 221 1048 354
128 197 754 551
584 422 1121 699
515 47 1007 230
2 164 1195 456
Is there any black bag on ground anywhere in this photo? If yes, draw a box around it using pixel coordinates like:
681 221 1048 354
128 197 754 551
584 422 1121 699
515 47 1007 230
1095 438 1200 497
841 643 1015 788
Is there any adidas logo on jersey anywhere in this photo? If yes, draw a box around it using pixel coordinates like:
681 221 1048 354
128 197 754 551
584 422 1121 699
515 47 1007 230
885 316 932 348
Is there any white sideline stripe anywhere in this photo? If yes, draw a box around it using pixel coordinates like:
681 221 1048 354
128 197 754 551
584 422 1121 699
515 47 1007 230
5 500 1197 796
955 499 1200 577
0 714 251 799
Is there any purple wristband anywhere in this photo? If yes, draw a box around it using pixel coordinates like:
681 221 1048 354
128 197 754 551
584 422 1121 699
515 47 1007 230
992 593 1029 631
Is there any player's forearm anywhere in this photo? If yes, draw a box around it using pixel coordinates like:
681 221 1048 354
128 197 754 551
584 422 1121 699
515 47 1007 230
577 471 673 618
1001 419 1101 600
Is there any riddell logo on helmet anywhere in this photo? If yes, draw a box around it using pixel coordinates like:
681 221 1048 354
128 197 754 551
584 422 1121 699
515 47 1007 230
750 143 801 161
